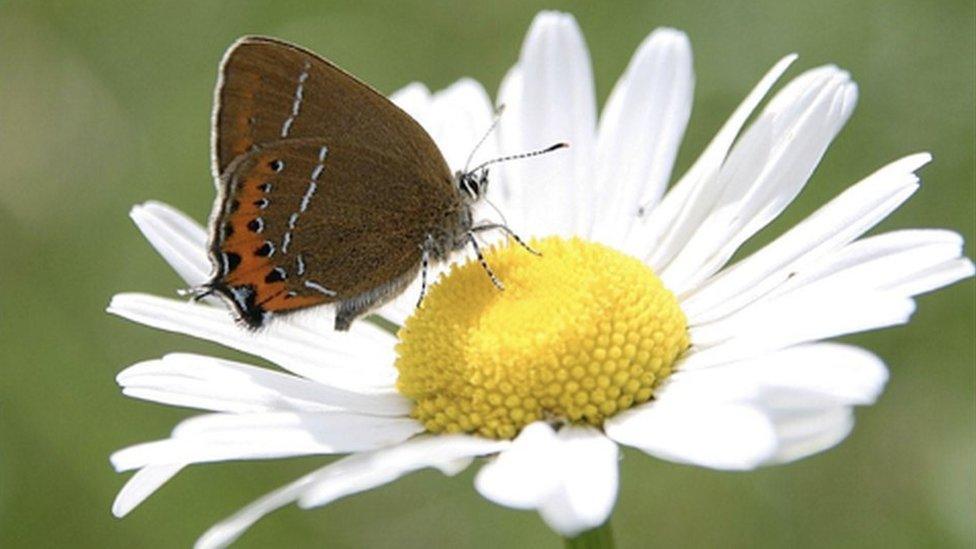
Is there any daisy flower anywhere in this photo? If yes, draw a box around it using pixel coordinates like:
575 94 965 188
108 10 974 548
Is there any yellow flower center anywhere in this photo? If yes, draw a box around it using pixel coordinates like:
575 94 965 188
394 237 689 440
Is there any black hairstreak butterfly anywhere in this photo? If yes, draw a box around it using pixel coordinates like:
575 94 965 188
192 36 565 330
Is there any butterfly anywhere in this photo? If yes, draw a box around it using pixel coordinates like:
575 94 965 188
191 36 564 331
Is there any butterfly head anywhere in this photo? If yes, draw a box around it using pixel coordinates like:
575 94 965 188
456 168 490 204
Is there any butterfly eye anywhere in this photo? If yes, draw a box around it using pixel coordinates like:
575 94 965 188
459 176 479 200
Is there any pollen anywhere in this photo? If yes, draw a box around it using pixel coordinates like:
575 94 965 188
394 237 689 440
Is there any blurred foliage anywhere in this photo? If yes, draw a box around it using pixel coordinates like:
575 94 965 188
0 0 973 547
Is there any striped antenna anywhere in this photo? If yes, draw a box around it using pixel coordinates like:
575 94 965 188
463 103 507 173
469 142 569 174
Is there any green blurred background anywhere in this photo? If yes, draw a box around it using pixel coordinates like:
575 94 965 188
0 0 973 547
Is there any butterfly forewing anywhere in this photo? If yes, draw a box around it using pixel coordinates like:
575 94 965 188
213 36 448 178
206 37 457 328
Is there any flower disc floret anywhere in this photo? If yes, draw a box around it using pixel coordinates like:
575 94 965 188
395 237 689 440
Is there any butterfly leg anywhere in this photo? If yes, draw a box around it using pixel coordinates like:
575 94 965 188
470 223 541 256
335 300 364 331
467 232 504 290
178 285 215 301
417 235 434 308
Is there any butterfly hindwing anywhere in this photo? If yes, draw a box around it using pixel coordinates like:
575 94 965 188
208 137 455 326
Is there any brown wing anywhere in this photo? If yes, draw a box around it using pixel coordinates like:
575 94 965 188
204 37 456 328
208 138 454 321
212 36 448 181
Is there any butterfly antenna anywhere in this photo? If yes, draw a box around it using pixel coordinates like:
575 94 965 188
484 196 509 227
463 103 507 173
470 142 569 173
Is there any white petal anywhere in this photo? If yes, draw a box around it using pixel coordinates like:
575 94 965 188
661 66 858 294
475 423 618 537
767 406 854 463
538 426 618 537
885 257 975 297
299 434 509 508
682 153 928 324
195 465 322 549
494 63 524 207
633 54 797 266
388 82 432 127
770 229 970 300
196 435 507 549
496 11 597 237
111 412 423 471
426 78 496 172
117 353 411 416
685 288 915 369
474 422 561 509
605 401 777 470
666 343 888 406
130 201 211 286
592 28 693 243
609 342 880 469
689 229 973 341
112 464 184 518
107 293 397 390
